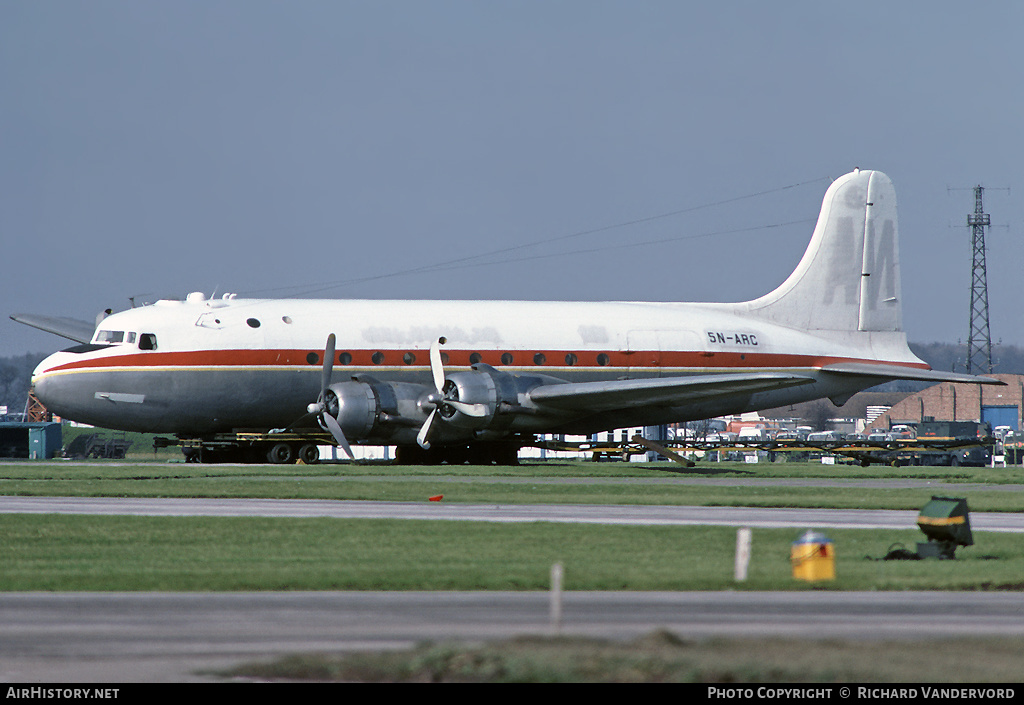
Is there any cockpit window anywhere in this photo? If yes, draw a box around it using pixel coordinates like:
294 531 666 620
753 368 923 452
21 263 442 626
139 333 158 350
95 330 125 344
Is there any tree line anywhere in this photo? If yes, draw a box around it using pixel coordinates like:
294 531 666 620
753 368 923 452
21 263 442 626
0 353 46 415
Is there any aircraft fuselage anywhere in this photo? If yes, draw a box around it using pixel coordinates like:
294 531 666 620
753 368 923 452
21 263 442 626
32 294 924 441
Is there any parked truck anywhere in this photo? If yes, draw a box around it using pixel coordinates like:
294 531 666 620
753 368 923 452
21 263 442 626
900 421 992 467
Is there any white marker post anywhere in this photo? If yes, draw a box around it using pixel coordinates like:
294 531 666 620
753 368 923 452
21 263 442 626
550 562 563 634
735 527 752 581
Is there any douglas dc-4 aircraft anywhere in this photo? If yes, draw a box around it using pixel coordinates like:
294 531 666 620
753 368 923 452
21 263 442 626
15 169 1000 464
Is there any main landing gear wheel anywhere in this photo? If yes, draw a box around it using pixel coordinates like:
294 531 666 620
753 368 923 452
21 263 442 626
267 442 295 464
298 443 320 465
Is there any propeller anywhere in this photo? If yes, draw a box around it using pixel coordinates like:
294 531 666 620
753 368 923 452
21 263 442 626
416 337 488 449
416 337 445 449
307 333 355 459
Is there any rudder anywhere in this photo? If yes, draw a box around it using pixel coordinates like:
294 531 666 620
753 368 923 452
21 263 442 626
741 169 902 333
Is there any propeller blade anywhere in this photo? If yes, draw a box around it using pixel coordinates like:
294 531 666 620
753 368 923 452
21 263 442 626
429 336 446 392
322 411 354 459
445 400 488 417
322 333 336 396
416 409 437 449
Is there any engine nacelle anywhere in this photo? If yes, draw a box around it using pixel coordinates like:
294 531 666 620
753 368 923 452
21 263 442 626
324 381 380 439
437 363 523 432
321 366 557 446
323 376 423 441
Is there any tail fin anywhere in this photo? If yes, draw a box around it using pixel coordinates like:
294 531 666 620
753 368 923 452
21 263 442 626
743 169 901 332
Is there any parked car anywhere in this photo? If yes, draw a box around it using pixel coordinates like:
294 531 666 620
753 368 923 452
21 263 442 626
806 431 845 442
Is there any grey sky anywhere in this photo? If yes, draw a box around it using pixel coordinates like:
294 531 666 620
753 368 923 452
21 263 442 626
2 1 1021 358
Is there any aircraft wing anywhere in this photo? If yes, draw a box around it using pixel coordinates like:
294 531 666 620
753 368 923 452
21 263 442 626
527 372 816 413
9 314 96 344
820 363 1004 386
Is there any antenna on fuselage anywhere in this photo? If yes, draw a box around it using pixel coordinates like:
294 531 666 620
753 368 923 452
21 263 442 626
127 293 154 308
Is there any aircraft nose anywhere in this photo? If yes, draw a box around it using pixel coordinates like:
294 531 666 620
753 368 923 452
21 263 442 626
32 353 56 380
31 351 76 413
32 350 65 382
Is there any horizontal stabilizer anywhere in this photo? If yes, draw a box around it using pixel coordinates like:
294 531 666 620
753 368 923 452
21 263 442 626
528 372 815 413
821 363 1004 386
10 314 95 344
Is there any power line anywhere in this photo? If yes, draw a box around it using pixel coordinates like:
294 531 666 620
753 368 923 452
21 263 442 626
243 175 831 299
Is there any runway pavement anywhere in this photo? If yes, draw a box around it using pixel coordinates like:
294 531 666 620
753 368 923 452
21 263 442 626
3 494 1024 532
3 591 1024 683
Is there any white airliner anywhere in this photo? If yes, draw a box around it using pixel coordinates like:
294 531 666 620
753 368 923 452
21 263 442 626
16 169 999 464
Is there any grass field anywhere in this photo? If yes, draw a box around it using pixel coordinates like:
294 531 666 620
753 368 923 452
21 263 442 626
3 514 1023 592
2 457 1022 591
3 456 1022 681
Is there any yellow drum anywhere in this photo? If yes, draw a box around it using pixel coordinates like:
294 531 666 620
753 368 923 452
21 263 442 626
791 530 835 581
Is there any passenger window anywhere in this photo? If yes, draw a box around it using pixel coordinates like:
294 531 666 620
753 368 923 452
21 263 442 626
139 334 158 350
